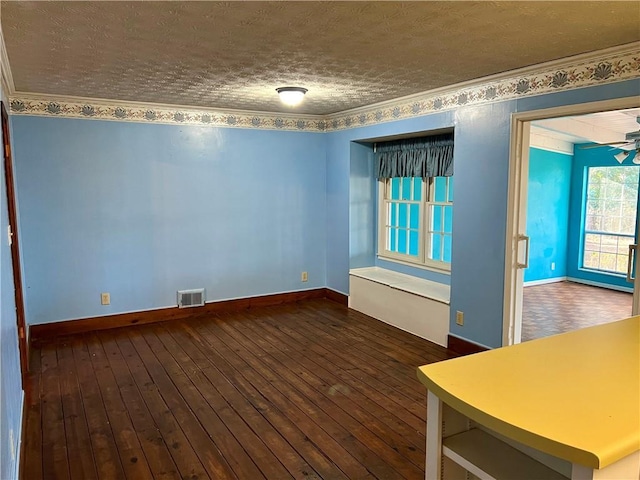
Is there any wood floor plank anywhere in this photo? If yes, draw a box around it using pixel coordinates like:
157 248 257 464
83 333 154 480
21 344 43 480
40 342 70 479
24 298 454 480
242 313 426 458
188 319 377 480
98 334 185 480
69 336 127 480
113 331 237 480
165 322 350 480
257 310 427 430
126 327 266 480
56 339 98 480
140 327 294 480
206 313 410 480
151 322 323 479
219 312 423 479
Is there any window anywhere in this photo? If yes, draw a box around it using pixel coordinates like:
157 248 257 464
379 176 453 270
582 166 639 274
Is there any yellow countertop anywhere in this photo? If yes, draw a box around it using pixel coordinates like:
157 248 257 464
417 316 640 469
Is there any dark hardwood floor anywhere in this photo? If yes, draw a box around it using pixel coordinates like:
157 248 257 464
522 281 633 341
23 298 456 480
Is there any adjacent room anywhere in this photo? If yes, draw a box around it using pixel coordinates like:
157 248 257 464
0 2 638 479
521 109 639 341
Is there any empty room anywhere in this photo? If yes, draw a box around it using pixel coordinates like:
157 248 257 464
1 2 639 479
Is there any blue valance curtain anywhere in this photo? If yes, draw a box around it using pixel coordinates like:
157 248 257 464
375 133 454 179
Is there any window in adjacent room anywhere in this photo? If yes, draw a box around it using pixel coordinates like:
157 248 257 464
375 133 454 271
582 165 639 275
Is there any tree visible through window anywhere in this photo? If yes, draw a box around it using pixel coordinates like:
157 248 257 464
583 166 639 274
379 176 453 269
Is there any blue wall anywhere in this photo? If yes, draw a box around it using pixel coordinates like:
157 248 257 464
1 99 23 478
524 148 572 282
567 143 639 290
12 117 327 325
9 79 640 352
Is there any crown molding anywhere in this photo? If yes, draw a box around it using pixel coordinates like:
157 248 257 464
8 42 640 132
0 25 16 95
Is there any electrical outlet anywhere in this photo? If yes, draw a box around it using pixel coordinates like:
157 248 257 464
456 311 464 326
301 271 308 282
551 262 556 271
101 292 110 305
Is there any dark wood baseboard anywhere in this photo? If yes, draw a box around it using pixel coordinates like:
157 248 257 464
324 288 348 306
447 334 490 356
30 288 345 343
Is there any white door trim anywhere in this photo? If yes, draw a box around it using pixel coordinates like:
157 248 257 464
503 96 640 347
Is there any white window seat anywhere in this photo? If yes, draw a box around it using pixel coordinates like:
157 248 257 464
348 267 450 347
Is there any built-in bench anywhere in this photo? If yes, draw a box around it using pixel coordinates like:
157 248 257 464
349 267 450 347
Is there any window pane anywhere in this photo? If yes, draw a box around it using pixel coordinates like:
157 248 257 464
444 206 453 233
413 178 422 201
391 178 400 200
584 233 601 252
401 177 412 200
616 254 630 273
389 202 397 227
602 216 621 233
443 235 452 263
432 205 442 231
583 166 639 275
398 203 408 228
431 234 442 261
447 177 454 202
434 177 447 202
410 204 420 229
409 231 419 256
585 215 602 231
398 229 408 254
389 228 397 252
583 251 600 269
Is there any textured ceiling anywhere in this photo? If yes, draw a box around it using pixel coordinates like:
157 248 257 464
2 1 640 115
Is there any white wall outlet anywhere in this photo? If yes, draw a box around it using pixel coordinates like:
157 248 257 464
101 292 110 305
456 311 464 326
551 262 556 271
301 271 308 282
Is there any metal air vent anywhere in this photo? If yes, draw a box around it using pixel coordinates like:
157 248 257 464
177 288 205 308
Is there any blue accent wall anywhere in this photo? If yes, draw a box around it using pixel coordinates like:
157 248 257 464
12 117 327 325
567 143 639 290
524 148 572 282
1 101 23 479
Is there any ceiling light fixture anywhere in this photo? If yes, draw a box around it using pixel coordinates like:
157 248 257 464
276 86 308 107
614 151 629 164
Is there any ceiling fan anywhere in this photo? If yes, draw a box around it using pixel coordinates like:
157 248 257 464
580 115 640 164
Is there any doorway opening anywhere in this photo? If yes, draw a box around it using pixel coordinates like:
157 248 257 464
503 97 640 346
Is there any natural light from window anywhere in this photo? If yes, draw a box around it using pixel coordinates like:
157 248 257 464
379 176 453 270
582 166 639 274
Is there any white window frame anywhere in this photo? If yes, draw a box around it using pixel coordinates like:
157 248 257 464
377 177 452 273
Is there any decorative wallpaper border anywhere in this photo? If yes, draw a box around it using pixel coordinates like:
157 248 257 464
9 44 640 133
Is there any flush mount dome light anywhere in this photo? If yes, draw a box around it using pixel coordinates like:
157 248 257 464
276 86 308 106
